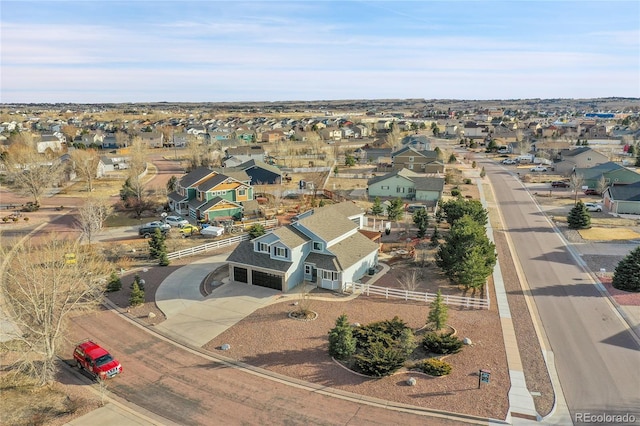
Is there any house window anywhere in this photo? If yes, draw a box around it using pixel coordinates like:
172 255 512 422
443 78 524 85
274 246 288 258
322 270 338 281
409 156 414 162
238 188 246 196
408 164 413 170
313 241 323 251
408 187 415 193
258 242 269 253
397 186 405 193
381 185 389 190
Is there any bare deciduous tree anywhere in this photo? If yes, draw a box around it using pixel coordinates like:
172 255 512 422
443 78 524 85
397 269 420 292
596 175 608 196
1 135 65 205
76 195 112 244
1 236 112 385
570 173 585 204
70 148 101 192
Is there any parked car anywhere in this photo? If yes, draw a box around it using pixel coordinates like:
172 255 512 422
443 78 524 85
144 221 171 230
501 159 517 165
530 165 548 172
584 202 603 212
139 223 170 238
165 215 189 227
406 204 426 213
179 224 200 237
551 181 570 188
73 340 122 380
584 189 600 196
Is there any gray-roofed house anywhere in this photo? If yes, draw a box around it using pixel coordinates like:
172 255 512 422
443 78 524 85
224 159 283 185
603 181 640 214
226 202 379 292
553 147 609 175
367 168 445 208
391 146 444 173
167 166 253 221
573 162 640 191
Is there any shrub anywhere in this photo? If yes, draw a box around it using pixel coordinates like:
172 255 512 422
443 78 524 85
353 341 406 377
328 314 356 360
106 271 122 292
414 358 452 376
129 280 145 307
463 178 472 185
450 188 461 197
422 332 463 355
23 217 29 222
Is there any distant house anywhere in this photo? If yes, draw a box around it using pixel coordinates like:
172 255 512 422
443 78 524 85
224 145 265 165
97 156 115 177
554 147 609 175
401 135 431 150
136 131 164 149
391 146 443 173
573 162 640 190
260 130 285 143
367 168 445 208
226 202 379 292
603 181 640 214
167 167 253 222
224 159 282 185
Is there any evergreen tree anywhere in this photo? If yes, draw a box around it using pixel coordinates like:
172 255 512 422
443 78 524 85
612 246 640 292
130 273 144 291
386 197 404 222
427 290 448 331
439 198 488 226
480 167 486 178
119 177 136 202
345 154 356 167
436 215 496 289
567 201 591 229
412 209 429 238
328 314 356 360
248 223 266 239
370 196 384 216
471 161 477 169
166 175 178 193
430 224 440 247
434 146 443 160
129 280 145 306
148 228 164 258
447 153 457 164
106 271 122 292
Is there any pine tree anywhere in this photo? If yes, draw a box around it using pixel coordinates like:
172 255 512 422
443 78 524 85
106 271 122 292
567 201 591 229
130 273 144 291
148 228 163 258
370 196 384 217
612 246 640 292
480 167 486 178
428 290 448 331
328 314 356 360
413 209 429 238
129 280 145 306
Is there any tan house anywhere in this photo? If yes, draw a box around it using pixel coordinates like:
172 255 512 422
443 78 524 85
391 146 444 173
553 147 609 175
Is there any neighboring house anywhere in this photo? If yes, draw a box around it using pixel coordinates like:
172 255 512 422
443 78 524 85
553 147 609 175
391 146 443 173
167 167 253 221
401 134 431 151
367 168 445 207
225 145 265 164
463 122 490 139
573 162 640 190
97 156 115 177
136 131 164 148
603 181 640 215
172 132 190 147
224 159 282 185
260 130 285 143
36 134 62 154
226 202 379 292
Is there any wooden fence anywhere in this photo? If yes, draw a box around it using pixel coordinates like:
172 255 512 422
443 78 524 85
344 282 490 309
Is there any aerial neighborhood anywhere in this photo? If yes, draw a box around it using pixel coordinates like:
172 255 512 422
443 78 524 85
1 98 640 425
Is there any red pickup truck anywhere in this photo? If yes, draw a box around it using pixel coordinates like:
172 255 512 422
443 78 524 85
73 340 122 380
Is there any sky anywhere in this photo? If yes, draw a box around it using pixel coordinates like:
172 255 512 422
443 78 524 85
1 0 639 104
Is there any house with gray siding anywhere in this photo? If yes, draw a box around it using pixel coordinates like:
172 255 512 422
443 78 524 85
603 181 640 215
367 168 445 208
226 202 379 293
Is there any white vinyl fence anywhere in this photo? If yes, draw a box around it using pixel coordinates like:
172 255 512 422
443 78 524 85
345 282 490 309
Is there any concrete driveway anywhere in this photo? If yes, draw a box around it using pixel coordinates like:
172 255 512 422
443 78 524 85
154 254 281 347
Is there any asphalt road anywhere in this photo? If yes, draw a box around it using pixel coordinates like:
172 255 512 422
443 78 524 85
484 161 640 424
66 309 465 426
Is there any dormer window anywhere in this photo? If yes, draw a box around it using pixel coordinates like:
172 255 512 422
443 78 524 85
258 242 269 253
313 241 323 251
274 246 288 258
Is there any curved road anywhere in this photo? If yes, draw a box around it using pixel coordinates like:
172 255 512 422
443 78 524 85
67 309 467 426
483 159 640 423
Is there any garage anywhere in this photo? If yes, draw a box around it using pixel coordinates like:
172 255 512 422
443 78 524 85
251 270 283 291
233 267 248 283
